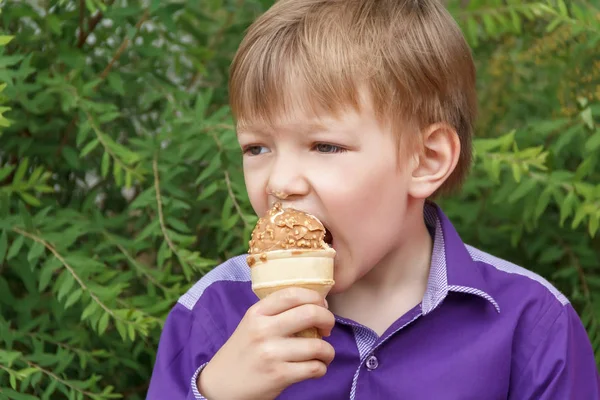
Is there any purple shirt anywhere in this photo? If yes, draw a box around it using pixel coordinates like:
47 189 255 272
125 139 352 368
147 203 600 399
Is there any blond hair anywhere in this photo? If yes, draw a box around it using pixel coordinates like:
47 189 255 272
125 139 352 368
229 0 477 195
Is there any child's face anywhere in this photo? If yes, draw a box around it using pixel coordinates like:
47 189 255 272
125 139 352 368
238 104 419 293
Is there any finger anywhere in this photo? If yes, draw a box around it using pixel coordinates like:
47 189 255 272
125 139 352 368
274 303 335 337
285 360 329 384
257 287 326 316
280 338 335 365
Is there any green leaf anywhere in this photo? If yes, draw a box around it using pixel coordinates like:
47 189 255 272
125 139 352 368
19 192 41 207
466 17 479 47
38 259 59 291
26 241 45 265
18 202 33 230
101 152 110 178
0 388 39 400
545 17 562 33
195 89 213 120
584 130 600 152
151 0 162 12
7 234 24 260
195 155 222 185
80 139 100 157
482 14 497 36
0 165 14 181
534 188 553 218
581 108 594 130
571 206 588 229
552 266 578 280
62 147 81 169
0 35 14 45
98 312 110 335
125 170 133 188
557 0 568 16
128 323 136 341
156 239 172 267
197 181 219 201
511 164 522 183
27 166 44 185
510 10 521 33
508 179 537 203
538 246 564 264
98 111 121 124
560 191 577 226
76 120 92 146
57 273 75 302
81 301 98 321
589 214 599 237
107 73 125 96
113 161 123 186
166 217 190 233
13 158 29 184
64 288 82 309
0 230 7 264
115 320 127 341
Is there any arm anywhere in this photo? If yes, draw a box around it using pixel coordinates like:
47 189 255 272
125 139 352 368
509 304 600 400
147 304 216 400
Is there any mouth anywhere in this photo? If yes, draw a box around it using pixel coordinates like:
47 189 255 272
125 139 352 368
324 228 334 248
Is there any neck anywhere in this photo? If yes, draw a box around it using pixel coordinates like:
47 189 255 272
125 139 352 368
329 200 433 322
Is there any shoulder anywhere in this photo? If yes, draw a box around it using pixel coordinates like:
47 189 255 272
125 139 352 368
172 254 257 339
463 246 599 394
177 254 252 311
464 245 578 362
465 244 569 308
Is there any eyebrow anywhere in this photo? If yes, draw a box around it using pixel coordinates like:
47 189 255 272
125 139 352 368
237 121 330 136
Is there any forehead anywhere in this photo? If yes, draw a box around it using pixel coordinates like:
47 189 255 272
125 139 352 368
236 107 380 139
235 87 386 136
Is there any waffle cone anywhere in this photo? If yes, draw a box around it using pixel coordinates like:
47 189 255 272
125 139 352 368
248 249 335 339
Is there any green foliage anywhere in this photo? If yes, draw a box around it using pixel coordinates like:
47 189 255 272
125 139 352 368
444 0 600 363
0 0 598 397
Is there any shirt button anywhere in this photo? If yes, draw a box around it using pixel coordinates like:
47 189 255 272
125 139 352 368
365 355 379 370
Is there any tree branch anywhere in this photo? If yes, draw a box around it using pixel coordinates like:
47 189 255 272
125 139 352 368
103 231 173 293
78 0 85 47
77 0 116 48
58 7 151 158
207 130 250 228
26 360 97 398
11 227 116 318
152 156 178 254
99 9 150 81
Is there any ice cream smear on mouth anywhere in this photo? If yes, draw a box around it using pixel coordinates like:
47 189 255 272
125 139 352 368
246 202 336 338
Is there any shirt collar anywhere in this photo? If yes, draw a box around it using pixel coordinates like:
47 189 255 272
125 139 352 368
422 201 500 315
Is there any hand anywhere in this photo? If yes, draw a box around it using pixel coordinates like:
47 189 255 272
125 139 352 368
197 287 336 400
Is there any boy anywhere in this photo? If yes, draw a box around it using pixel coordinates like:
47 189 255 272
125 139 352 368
147 0 600 398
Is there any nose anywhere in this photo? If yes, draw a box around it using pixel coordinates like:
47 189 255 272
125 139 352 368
266 154 310 201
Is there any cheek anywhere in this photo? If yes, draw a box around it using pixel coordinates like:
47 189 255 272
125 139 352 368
327 164 410 280
243 162 267 215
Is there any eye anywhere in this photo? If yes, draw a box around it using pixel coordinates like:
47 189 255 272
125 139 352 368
314 143 346 154
243 145 270 156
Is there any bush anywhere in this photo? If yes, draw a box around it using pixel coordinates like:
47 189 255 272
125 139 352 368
0 0 598 397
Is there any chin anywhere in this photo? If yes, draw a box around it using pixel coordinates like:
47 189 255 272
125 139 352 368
328 271 355 295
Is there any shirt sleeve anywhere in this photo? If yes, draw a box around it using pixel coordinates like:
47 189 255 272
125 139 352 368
147 303 217 400
509 304 600 400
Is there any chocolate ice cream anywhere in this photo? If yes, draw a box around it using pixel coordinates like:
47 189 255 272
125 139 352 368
247 202 330 265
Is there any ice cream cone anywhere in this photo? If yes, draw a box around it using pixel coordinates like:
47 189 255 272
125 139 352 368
248 248 336 339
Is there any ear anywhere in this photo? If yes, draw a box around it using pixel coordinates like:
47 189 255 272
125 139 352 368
408 123 461 199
